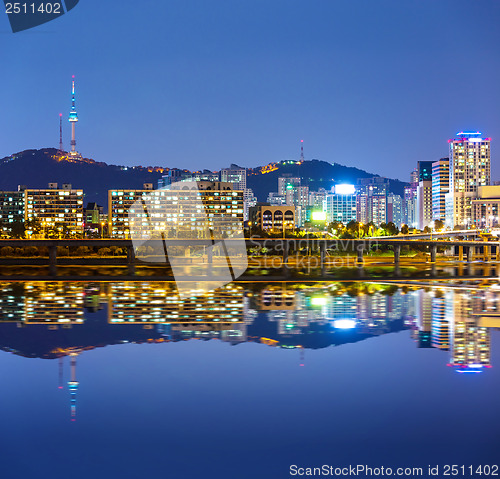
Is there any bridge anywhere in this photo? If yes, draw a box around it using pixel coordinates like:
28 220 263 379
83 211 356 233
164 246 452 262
0 237 498 277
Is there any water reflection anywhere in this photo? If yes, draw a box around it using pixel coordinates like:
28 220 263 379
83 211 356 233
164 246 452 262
0 280 499 419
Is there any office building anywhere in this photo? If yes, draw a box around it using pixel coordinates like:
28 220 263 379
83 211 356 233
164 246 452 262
248 205 296 233
324 185 356 224
431 158 449 222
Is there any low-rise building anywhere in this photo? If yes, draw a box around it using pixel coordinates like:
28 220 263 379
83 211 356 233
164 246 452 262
249 205 296 233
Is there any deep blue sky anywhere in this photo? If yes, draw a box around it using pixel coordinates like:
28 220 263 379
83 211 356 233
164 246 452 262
1 0 499 181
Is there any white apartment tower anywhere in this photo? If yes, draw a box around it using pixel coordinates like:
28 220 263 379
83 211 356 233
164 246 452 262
445 132 491 227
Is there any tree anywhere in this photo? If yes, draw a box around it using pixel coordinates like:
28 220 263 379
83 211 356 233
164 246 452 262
7 220 26 239
25 218 42 237
400 224 409 235
386 222 398 236
434 219 444 231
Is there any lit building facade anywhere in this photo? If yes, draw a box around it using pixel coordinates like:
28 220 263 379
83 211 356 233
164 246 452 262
278 176 301 196
387 193 404 227
243 188 257 221
285 185 309 227
472 185 500 228
249 205 296 232
324 185 356 224
357 194 387 226
446 291 491 371
431 158 449 222
356 178 389 226
0 189 25 235
220 164 247 191
416 180 433 229
109 182 244 238
25 183 84 237
158 169 193 188
108 282 244 324
267 192 286 206
445 131 491 227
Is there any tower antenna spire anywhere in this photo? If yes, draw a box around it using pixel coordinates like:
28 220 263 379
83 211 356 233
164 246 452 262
300 140 304 162
58 356 64 389
68 352 80 421
68 75 79 157
59 113 63 152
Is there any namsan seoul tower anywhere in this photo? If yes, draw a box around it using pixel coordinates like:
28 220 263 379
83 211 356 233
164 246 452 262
68 75 79 157
68 352 80 421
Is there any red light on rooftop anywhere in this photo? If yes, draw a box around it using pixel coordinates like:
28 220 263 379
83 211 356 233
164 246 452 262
300 140 303 143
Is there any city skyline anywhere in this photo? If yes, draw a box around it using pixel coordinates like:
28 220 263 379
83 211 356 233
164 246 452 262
1 1 499 181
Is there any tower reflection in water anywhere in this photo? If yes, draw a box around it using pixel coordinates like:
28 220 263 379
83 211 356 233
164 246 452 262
0 281 499 419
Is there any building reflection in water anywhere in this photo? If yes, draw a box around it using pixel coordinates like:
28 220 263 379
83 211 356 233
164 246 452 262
0 280 499 418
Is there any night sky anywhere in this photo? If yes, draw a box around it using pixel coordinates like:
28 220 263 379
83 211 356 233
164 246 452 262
1 0 499 181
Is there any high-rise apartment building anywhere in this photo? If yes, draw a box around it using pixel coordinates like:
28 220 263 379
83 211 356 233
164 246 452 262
243 188 257 221
220 164 247 191
355 177 389 226
158 169 193 188
416 161 434 229
404 185 417 228
25 183 84 237
446 291 490 371
431 158 449 222
278 176 301 196
445 131 491 227
417 161 433 182
0 187 25 235
267 192 286 206
387 193 404 227
285 185 309 227
417 179 433 229
109 182 243 238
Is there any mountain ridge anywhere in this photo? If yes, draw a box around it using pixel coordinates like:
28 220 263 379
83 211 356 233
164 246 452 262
0 148 408 209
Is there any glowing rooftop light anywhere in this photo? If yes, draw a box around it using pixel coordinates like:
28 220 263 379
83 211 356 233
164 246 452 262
333 319 356 329
456 131 482 137
334 184 355 195
311 296 327 306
